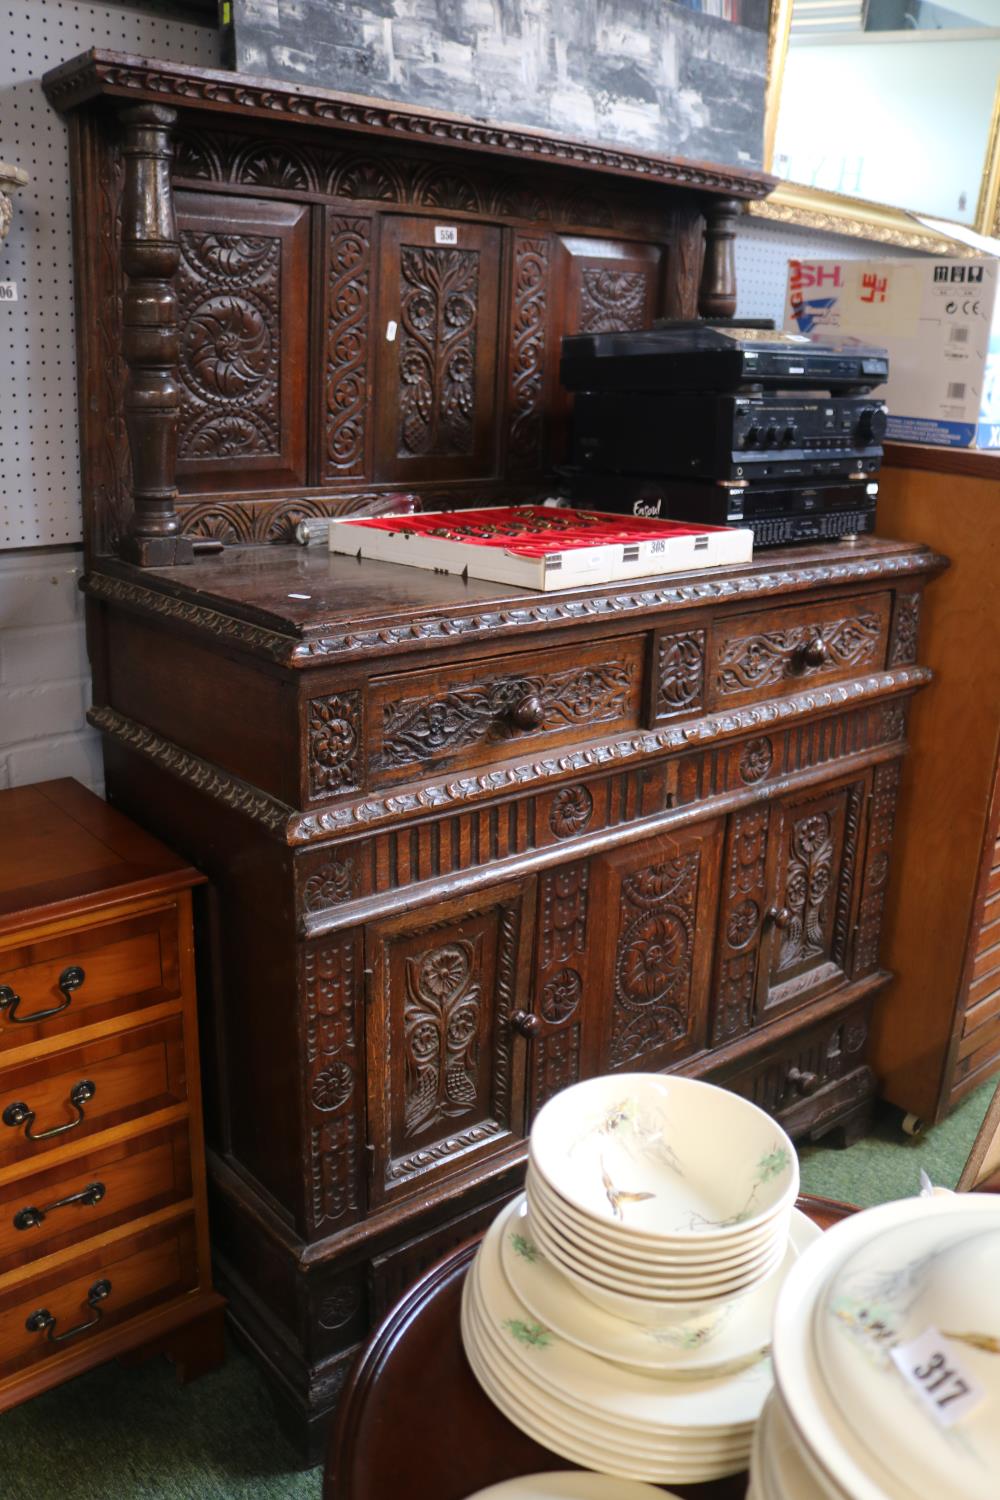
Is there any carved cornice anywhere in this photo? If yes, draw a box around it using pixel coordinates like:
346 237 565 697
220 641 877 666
42 50 775 202
87 704 292 834
88 667 929 848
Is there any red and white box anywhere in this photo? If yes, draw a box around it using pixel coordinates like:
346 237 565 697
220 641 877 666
328 506 753 592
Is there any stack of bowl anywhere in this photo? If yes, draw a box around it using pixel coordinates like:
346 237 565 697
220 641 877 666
461 1073 808 1484
750 1190 1000 1500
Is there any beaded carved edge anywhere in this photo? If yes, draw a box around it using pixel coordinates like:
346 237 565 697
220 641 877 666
84 550 946 670
88 665 931 847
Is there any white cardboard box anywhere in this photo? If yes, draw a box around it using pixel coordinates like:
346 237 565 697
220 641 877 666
784 256 1000 449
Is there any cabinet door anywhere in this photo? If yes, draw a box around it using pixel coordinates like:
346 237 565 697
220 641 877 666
590 821 724 1075
757 776 868 1021
364 880 534 1206
374 216 502 482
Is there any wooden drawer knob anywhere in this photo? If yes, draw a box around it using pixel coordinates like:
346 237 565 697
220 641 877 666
786 1067 819 1096
799 637 829 669
767 906 792 930
510 1009 541 1038
510 695 546 731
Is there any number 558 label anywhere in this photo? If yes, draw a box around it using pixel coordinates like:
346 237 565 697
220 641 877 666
890 1327 986 1427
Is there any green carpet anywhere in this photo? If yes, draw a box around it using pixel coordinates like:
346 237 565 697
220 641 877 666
0 1080 995 1500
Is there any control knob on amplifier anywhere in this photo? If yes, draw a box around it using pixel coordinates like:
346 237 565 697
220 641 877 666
857 405 887 444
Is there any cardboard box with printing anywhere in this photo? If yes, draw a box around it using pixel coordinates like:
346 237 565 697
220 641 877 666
784 257 1000 449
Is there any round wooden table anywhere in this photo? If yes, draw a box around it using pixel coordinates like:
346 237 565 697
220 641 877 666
325 1193 855 1500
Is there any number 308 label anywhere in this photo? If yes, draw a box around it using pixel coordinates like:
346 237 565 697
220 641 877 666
890 1327 986 1427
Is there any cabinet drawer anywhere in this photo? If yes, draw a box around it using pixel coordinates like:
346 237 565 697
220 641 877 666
707 593 891 709
712 1002 873 1141
368 635 644 785
0 1215 198 1379
0 908 181 1052
0 1122 192 1274
0 1018 187 1171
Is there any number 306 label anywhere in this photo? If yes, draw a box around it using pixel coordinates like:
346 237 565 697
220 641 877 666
890 1327 986 1427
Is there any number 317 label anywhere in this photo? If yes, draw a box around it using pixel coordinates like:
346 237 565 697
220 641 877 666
890 1327 986 1427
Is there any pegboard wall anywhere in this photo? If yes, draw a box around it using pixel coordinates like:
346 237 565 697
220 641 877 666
0 1 220 549
0 3 930 551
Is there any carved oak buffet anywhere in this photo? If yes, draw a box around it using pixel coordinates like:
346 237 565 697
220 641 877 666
44 50 944 1458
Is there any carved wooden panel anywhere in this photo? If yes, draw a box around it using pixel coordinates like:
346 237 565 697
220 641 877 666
546 235 663 465
888 591 922 667
507 235 550 474
302 934 365 1237
529 859 592 1117
322 212 372 480
308 691 362 800
591 822 723 1073
652 627 706 722
854 760 901 976
710 807 770 1045
364 881 533 1205
375 216 502 482
368 636 644 784
173 191 309 491
707 593 892 710
758 776 867 1020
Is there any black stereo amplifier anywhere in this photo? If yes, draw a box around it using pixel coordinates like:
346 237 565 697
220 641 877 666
559 473 878 549
561 323 889 394
572 391 887 482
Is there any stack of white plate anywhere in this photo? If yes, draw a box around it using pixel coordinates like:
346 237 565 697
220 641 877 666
749 1191 1000 1500
460 1074 811 1484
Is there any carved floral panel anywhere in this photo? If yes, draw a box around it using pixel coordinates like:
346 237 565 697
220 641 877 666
309 691 362 798
655 629 705 719
508 235 549 471
304 935 364 1235
610 850 701 1069
398 245 479 459
711 807 769 1044
324 214 371 478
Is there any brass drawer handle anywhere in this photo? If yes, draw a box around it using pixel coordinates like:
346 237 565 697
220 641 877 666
25 1278 112 1343
510 1009 541 1038
0 965 85 1026
767 906 792 930
14 1181 106 1231
3 1080 96 1142
509 694 546 731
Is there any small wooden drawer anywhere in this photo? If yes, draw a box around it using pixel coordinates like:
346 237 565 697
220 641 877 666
367 635 644 785
707 593 892 709
0 1018 187 1171
0 1215 198 1379
0 1122 192 1274
0 907 181 1052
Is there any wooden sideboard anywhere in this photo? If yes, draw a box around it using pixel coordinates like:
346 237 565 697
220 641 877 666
871 445 1000 1127
43 49 944 1459
0 780 224 1412
79 535 940 1457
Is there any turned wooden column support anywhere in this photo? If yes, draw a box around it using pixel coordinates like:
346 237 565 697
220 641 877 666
118 104 193 567
697 198 739 320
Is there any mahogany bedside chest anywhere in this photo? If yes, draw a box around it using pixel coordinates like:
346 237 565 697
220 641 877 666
0 779 224 1412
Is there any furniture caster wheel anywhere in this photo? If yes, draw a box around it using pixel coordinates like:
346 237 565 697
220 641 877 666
902 1112 926 1138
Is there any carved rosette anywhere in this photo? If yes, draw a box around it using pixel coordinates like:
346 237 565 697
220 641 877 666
655 630 705 718
508 236 549 471
738 736 774 785
324 215 371 477
540 967 582 1024
889 593 921 667
309 691 361 797
304 936 363 1233
549 785 594 839
578 267 649 332
300 855 355 913
711 808 769 1044
176 229 281 461
379 661 636 771
611 853 699 1067
855 762 901 974
715 613 883 697
398 245 479 458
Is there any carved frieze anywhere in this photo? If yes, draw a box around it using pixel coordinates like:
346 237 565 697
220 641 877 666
378 661 637 770
611 852 699 1068
655 630 705 718
324 215 371 478
397 246 478 459
508 235 549 470
176 230 281 462
309 692 362 797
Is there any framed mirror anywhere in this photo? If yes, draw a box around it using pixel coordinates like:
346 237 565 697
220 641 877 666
751 0 1000 253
